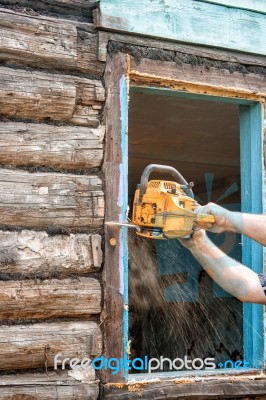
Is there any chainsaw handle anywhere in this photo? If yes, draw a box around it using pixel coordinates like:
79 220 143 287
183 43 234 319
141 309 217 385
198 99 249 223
195 213 215 229
139 164 194 199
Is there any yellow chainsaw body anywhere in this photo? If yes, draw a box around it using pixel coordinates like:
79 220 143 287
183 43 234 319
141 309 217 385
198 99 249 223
132 179 214 239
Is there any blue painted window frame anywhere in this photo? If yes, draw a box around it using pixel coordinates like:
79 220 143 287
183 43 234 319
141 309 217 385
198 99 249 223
123 85 265 379
240 104 264 369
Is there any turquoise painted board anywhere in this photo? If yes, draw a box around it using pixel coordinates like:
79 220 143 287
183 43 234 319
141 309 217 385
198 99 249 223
240 103 264 369
119 75 129 380
200 0 266 14
98 0 266 56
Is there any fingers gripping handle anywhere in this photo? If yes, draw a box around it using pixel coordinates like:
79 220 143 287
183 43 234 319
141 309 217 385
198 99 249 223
195 213 215 229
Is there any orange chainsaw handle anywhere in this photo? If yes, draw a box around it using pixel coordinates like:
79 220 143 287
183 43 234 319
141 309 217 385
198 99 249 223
195 213 215 229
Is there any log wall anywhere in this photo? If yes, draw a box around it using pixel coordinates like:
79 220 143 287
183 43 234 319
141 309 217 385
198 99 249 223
0 67 104 126
0 0 97 19
0 8 104 74
0 277 101 320
0 230 102 276
0 122 104 169
0 321 102 370
0 169 104 228
0 1 104 399
0 371 100 399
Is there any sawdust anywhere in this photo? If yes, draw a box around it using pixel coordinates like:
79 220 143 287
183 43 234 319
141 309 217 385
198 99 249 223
128 228 244 372
106 378 161 393
128 232 165 310
105 382 126 389
128 383 143 393
173 377 193 385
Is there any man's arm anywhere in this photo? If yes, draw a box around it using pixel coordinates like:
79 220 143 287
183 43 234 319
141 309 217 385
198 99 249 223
179 230 266 304
195 202 266 247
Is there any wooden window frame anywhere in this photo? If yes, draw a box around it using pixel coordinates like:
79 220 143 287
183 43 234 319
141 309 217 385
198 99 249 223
103 51 265 383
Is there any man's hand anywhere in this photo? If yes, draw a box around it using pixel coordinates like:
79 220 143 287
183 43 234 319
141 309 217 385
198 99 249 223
179 229 218 258
195 202 235 233
179 229 208 250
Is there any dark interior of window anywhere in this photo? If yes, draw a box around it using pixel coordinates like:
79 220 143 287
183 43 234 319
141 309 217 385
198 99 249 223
128 88 243 373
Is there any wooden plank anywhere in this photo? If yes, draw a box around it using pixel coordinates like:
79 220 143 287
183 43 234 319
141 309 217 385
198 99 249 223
0 8 104 74
130 58 266 97
0 0 98 18
96 0 266 56
102 52 129 383
240 103 264 368
0 277 101 320
0 230 102 277
0 321 102 370
98 30 266 67
0 169 104 228
200 0 266 14
0 66 104 126
103 376 266 399
0 371 99 399
0 122 105 169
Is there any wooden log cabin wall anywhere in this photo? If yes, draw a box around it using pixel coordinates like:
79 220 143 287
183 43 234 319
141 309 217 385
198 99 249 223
0 0 265 399
0 1 105 398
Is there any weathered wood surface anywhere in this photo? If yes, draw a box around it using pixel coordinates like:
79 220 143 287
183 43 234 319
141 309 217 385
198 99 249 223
102 53 129 383
202 0 266 14
103 376 266 399
0 8 104 74
0 230 102 276
0 169 104 228
98 30 266 67
0 371 99 399
130 58 266 96
0 67 104 126
0 122 104 169
96 0 266 56
0 0 98 18
0 277 101 320
0 321 102 370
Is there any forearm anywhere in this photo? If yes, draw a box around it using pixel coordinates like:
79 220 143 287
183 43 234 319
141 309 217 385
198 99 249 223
190 236 262 302
227 212 266 247
195 203 266 247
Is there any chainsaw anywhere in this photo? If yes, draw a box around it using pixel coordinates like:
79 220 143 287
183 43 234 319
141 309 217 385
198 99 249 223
106 164 215 239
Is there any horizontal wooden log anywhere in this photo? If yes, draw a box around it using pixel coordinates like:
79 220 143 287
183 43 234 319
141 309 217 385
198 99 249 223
0 370 99 399
0 321 102 370
0 230 102 276
98 30 266 67
0 122 104 169
0 66 105 126
130 58 266 96
0 8 104 74
0 0 97 18
103 375 266 399
0 277 101 320
0 169 104 228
